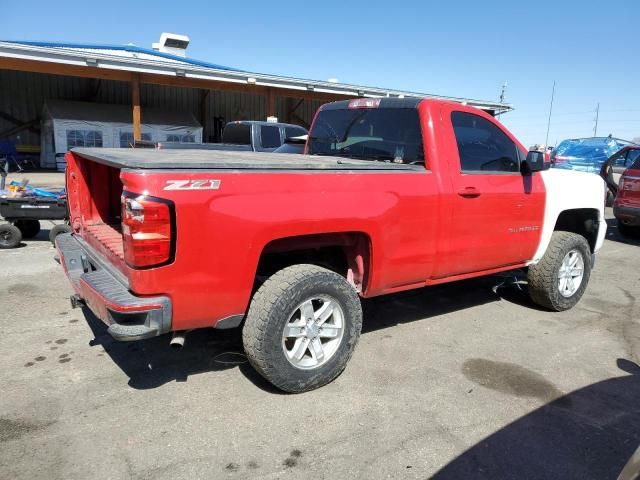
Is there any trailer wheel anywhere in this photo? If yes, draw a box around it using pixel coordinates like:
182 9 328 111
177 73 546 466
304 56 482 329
14 219 41 239
243 264 362 393
0 224 23 249
527 231 592 311
49 224 72 245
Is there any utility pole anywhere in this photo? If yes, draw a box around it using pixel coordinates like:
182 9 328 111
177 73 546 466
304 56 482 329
497 81 507 118
593 103 600 137
545 81 556 148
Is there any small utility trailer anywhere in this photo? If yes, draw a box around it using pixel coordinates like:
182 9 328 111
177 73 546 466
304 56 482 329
0 197 71 248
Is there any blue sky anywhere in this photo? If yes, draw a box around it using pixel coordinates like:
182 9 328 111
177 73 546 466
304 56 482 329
4 0 639 147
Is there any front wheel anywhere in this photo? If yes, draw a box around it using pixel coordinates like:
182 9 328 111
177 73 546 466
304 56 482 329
242 264 362 393
527 231 592 311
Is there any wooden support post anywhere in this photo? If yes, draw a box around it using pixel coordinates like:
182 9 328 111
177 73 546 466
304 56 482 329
266 88 276 119
131 74 141 141
200 89 210 142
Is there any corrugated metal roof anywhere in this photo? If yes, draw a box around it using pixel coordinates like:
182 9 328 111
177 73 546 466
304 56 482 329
0 39 512 113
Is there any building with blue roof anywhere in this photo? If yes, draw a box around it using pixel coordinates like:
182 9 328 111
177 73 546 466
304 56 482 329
0 33 511 167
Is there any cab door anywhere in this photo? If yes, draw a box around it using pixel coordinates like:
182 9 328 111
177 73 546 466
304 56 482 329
435 109 545 278
613 149 640 186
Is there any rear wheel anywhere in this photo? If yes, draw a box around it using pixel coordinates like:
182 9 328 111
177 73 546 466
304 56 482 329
243 264 362 393
49 224 72 245
0 224 22 249
14 219 41 239
527 231 592 311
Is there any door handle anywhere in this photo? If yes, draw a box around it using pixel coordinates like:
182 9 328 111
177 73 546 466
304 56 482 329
458 186 481 198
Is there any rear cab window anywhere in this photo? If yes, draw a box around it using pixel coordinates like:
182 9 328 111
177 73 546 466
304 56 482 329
451 111 521 173
307 105 424 165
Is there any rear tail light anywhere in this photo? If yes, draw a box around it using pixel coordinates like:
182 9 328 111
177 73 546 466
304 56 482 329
121 193 175 268
552 155 568 165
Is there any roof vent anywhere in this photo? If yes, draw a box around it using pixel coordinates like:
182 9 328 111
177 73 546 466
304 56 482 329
152 33 190 57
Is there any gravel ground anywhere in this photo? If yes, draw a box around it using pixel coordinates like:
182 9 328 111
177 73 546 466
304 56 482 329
1 213 639 480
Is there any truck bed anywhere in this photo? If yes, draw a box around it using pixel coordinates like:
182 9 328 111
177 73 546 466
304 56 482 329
84 222 124 261
71 148 417 171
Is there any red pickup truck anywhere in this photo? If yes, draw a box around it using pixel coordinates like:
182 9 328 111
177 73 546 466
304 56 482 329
57 97 607 392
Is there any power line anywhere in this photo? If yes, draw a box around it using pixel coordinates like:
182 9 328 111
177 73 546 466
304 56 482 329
545 81 555 147
504 108 640 121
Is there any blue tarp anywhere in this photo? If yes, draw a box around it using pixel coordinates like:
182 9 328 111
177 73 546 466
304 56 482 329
552 137 629 173
8 181 65 198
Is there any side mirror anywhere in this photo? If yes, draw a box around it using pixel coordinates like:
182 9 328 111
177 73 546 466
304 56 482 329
521 151 545 175
283 135 308 145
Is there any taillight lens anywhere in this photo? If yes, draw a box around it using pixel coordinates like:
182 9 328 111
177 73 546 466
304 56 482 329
121 194 174 268
552 155 568 165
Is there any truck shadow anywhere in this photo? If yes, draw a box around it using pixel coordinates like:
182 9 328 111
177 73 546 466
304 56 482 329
361 270 545 334
82 309 247 390
431 358 640 480
81 272 538 391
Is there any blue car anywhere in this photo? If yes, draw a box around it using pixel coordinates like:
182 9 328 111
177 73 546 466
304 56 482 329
550 136 636 173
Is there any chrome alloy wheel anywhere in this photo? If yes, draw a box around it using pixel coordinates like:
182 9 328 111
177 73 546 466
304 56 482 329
282 296 345 370
558 249 585 298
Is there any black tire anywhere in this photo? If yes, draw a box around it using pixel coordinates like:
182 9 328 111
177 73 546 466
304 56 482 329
14 219 41 239
617 221 638 238
49 224 72 245
527 231 592 311
242 264 363 393
0 224 23 249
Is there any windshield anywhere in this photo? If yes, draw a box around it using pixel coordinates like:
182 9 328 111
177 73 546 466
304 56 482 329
307 108 424 164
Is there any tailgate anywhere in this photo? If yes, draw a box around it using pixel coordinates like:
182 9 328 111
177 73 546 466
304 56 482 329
65 151 126 272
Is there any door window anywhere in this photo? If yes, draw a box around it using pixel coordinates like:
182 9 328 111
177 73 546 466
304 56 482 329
626 149 640 167
261 125 282 149
451 112 520 173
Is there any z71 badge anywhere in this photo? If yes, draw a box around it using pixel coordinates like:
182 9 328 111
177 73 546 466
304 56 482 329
164 179 221 190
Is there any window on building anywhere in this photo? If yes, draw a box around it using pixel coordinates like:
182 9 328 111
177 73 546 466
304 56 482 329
66 130 85 148
85 131 103 147
67 130 103 149
120 131 151 148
